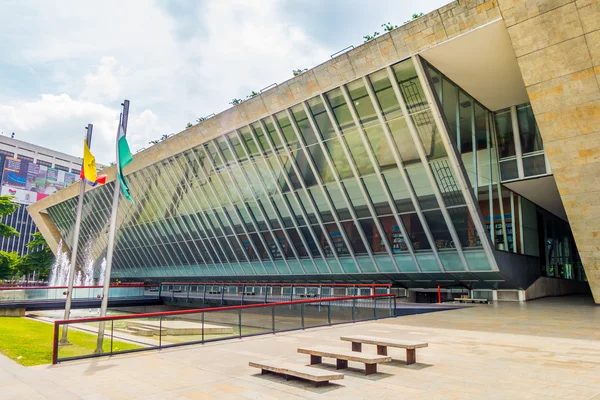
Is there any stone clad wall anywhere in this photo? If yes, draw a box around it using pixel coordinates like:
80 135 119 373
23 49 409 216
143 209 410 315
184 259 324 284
498 0 600 302
28 0 501 253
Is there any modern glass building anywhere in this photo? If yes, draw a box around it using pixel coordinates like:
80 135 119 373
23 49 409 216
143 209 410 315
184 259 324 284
29 0 600 302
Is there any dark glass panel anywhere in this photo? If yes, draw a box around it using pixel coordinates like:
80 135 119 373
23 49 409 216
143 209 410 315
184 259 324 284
291 104 318 145
308 97 336 140
517 103 544 154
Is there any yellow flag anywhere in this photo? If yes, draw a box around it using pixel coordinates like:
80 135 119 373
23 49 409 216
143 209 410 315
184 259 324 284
83 139 97 183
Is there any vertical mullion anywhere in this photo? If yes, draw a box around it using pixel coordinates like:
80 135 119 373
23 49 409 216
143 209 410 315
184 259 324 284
510 191 516 254
302 101 381 273
285 108 362 273
351 80 423 273
413 55 499 271
511 105 524 179
471 101 478 200
487 113 495 245
518 195 524 254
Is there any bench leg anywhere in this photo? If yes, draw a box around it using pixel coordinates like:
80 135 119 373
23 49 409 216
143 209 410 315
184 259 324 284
284 374 291 381
310 355 322 365
406 349 416 365
376 345 388 356
315 381 328 388
352 342 362 352
336 359 348 369
261 369 270 375
365 363 377 375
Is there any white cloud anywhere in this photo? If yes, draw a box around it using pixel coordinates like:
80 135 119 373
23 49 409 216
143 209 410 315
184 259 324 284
80 56 123 103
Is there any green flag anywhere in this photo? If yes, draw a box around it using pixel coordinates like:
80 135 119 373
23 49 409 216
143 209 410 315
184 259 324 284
117 124 133 202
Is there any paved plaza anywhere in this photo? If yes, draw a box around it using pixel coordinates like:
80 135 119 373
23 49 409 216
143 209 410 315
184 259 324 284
2 296 600 399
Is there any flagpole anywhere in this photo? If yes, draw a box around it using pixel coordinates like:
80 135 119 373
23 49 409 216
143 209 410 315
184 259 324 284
60 124 93 345
95 100 129 353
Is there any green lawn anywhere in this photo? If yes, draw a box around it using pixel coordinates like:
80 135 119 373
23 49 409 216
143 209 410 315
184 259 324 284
0 317 142 366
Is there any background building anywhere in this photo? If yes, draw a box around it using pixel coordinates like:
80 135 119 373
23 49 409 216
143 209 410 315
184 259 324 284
29 0 600 303
0 135 90 255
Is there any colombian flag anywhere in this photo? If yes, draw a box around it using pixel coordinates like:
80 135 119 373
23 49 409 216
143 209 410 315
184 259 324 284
80 139 107 186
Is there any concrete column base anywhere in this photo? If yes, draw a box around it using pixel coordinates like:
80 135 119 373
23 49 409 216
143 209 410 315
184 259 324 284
0 308 25 317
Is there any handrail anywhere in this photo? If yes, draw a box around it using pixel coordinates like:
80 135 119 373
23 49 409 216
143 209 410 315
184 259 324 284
54 293 394 324
0 284 157 291
161 282 391 288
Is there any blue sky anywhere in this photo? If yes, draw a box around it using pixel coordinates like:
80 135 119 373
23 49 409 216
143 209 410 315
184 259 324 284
0 0 449 164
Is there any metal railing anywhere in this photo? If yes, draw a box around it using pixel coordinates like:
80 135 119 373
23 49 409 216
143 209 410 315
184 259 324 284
52 293 396 364
0 284 159 304
159 282 391 305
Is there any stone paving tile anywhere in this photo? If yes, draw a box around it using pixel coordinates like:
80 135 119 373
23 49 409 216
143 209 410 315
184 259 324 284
3 296 600 399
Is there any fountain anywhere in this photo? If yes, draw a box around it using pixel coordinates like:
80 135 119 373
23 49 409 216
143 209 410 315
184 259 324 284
48 240 107 286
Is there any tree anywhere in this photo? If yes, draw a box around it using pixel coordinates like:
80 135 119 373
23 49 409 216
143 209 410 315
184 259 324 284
0 195 19 239
19 232 54 281
0 251 20 280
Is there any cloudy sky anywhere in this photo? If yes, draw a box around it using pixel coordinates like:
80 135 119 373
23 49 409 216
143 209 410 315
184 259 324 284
0 0 448 165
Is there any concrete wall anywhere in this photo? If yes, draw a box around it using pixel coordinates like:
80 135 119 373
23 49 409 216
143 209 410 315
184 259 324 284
525 276 591 301
498 0 600 303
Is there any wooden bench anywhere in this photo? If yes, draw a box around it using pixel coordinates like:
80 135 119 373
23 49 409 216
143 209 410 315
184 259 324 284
340 335 428 365
297 346 391 375
454 298 489 304
249 360 344 387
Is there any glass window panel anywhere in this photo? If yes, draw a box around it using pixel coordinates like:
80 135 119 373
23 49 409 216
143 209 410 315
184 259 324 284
308 97 336 140
474 103 488 152
297 190 319 224
325 223 350 256
262 231 283 259
387 116 421 164
494 108 516 158
324 138 353 179
402 213 431 251
217 137 234 164
285 228 309 257
458 91 473 154
252 122 270 152
341 179 370 218
228 132 246 160
364 123 395 170
405 162 438 210
369 70 401 119
292 149 317 187
292 105 318 145
423 210 455 250
307 145 335 183
344 130 374 176
412 110 447 160
392 59 427 114
382 169 414 213
274 112 298 146
500 159 519 181
379 216 408 254
517 103 544 154
363 175 392 216
301 225 322 257
239 126 259 156
325 88 354 134
348 79 377 126
263 119 282 149
449 206 479 248
309 187 335 222
359 218 385 253
523 154 547 177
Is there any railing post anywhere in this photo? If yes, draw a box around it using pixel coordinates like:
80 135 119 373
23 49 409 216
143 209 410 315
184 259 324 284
201 313 205 343
241 285 245 306
110 320 114 355
264 285 268 304
52 321 59 365
186 285 190 303
327 301 331 325
290 285 294 302
352 297 356 322
203 284 207 304
373 297 377 320
271 306 275 333
158 284 162 298
220 285 225 306
159 316 163 348
238 308 242 338
301 303 305 329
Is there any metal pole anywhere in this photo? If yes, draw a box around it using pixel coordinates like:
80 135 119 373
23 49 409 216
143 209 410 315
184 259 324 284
60 124 93 345
95 100 129 353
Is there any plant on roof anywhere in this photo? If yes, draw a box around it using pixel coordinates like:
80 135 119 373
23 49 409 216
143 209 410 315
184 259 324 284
381 22 398 32
246 91 259 99
230 98 243 105
196 117 207 123
405 12 424 24
363 32 380 42
186 122 193 128
293 68 307 76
